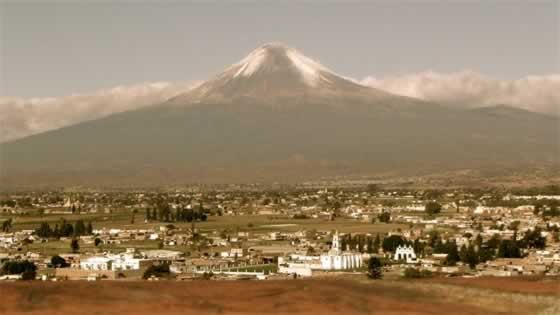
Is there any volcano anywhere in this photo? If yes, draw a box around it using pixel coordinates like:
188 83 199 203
1 43 558 187
166 42 418 107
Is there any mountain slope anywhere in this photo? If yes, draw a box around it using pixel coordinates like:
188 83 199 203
0 81 200 143
1 43 558 187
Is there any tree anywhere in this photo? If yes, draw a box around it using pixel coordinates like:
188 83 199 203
423 190 444 200
70 238 80 253
340 235 347 252
478 247 494 263
367 257 383 279
366 237 374 253
373 234 381 253
0 260 37 280
86 222 93 235
486 234 501 250
464 244 479 268
131 209 137 224
497 239 520 258
59 219 74 237
425 202 442 216
382 235 406 253
53 224 60 238
1 218 13 232
474 234 483 249
413 238 425 257
36 222 53 238
51 255 69 268
445 240 460 266
508 221 521 231
521 227 546 249
378 212 391 223
74 220 86 236
142 263 170 279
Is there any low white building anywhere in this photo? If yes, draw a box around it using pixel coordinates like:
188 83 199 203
393 245 417 263
80 257 113 271
80 249 151 271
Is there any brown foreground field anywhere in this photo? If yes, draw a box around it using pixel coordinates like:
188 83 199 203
0 276 558 315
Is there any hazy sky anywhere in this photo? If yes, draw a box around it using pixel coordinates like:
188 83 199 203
1 0 558 97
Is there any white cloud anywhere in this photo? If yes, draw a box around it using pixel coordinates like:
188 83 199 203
362 71 560 116
2 71 558 143
0 81 200 142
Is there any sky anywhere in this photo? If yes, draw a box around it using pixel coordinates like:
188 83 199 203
1 0 558 98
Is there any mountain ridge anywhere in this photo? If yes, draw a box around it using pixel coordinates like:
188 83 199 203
1 43 558 187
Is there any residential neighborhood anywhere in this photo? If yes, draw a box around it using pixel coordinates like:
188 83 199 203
1 184 559 282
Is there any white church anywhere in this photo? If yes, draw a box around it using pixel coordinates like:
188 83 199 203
278 231 363 276
319 230 363 270
393 245 417 264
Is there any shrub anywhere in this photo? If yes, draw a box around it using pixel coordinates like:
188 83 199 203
21 270 37 280
0 260 37 280
425 202 442 215
142 263 170 279
403 268 432 278
367 257 383 279
50 255 69 268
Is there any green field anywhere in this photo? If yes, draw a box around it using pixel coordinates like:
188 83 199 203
2 209 406 234
1 210 406 256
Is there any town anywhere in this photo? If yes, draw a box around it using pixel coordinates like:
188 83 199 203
1 184 559 282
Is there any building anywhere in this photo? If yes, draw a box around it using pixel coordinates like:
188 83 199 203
80 249 152 271
278 231 363 276
393 245 417 263
319 231 363 270
80 257 113 271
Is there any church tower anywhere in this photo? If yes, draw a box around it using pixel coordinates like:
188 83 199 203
330 230 341 255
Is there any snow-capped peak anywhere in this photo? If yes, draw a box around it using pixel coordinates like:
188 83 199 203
231 42 333 86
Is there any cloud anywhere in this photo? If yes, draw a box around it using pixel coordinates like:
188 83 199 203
2 71 558 143
362 71 560 116
0 81 200 142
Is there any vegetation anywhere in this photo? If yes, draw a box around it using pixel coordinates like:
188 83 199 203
403 267 432 278
50 255 70 268
367 257 383 279
70 238 80 253
0 260 37 280
146 202 208 223
425 202 442 215
378 212 391 223
382 234 407 253
339 233 381 253
511 185 560 196
36 219 93 238
1 218 13 232
142 263 171 279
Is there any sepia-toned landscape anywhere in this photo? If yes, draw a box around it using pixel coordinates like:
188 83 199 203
0 1 558 315
0 277 559 315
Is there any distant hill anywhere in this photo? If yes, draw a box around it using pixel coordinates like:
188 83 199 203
1 43 558 187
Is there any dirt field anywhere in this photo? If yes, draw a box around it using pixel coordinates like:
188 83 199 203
426 275 560 295
0 277 557 315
